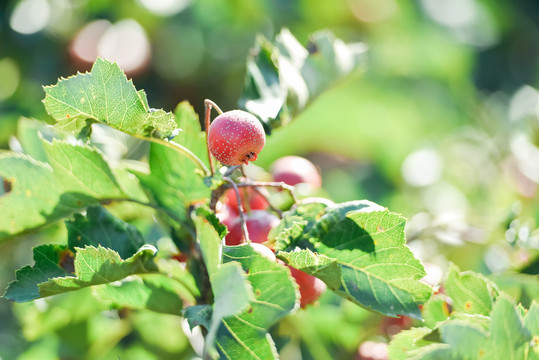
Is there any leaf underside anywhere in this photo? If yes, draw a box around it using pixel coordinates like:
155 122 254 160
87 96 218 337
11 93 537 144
240 29 367 130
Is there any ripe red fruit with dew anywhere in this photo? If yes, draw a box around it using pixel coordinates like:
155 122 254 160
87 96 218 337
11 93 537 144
270 155 322 188
225 210 280 246
288 265 327 308
208 110 266 166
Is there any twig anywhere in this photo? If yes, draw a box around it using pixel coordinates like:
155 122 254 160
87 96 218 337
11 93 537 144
237 180 298 204
204 99 224 176
223 165 242 177
223 176 250 242
144 137 210 176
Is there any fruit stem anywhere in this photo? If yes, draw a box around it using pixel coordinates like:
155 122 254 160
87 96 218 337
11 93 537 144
144 137 211 176
223 165 242 177
204 99 224 176
237 180 298 204
224 176 251 243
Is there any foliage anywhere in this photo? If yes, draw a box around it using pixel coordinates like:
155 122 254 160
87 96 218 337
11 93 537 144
0 33 432 357
389 264 538 360
1 1 539 359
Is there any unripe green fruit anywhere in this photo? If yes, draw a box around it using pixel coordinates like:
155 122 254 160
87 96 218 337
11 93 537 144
208 110 266 166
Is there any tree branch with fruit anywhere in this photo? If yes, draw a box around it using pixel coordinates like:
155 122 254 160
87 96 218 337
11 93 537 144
2 28 534 360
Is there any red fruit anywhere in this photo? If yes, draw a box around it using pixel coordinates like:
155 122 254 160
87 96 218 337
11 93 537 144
270 156 322 188
288 266 327 308
380 315 413 337
224 187 268 214
225 210 280 246
172 253 188 262
215 202 237 231
208 110 265 166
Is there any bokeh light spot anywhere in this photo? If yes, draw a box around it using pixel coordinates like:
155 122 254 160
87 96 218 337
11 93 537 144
71 20 111 63
71 19 150 75
0 58 20 100
9 0 51 35
348 0 397 23
402 148 442 187
98 19 150 74
137 0 192 16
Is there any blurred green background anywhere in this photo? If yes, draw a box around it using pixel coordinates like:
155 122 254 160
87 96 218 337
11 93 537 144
1 0 539 359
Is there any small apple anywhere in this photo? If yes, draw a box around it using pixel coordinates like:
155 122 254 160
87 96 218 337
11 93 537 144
224 187 268 214
208 110 265 166
288 266 326 308
225 210 280 246
270 156 322 188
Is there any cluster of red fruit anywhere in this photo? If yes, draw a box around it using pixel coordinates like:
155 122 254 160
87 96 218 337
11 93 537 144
216 155 326 308
208 109 326 308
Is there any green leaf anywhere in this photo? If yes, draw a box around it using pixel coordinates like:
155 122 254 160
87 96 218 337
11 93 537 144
490 273 539 308
525 302 539 358
240 29 367 130
0 152 62 238
444 263 497 316
0 139 134 239
172 101 209 168
422 294 451 328
42 139 125 197
280 249 344 294
130 312 189 355
272 200 376 252
211 262 254 320
210 243 298 360
193 211 222 279
197 205 228 240
449 313 491 332
391 296 536 360
3 244 71 302
37 245 158 298
205 262 255 358
438 320 489 360
280 205 431 319
155 258 200 301
190 211 297 359
13 287 107 341
93 274 184 315
185 304 213 330
307 200 384 242
271 202 327 252
43 58 176 139
16 117 49 162
388 327 433 360
137 105 210 224
486 295 531 360
525 301 539 337
66 205 145 260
